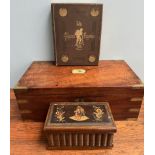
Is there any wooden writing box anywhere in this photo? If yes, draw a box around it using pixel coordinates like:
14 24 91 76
52 4 102 66
44 102 117 149
14 60 144 121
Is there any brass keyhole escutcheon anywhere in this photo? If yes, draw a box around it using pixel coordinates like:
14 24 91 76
74 98 85 102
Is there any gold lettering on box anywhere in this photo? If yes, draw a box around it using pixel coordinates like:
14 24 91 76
76 20 82 27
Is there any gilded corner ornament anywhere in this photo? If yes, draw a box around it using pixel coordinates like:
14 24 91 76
89 55 96 63
61 55 69 63
59 8 67 17
90 8 99 17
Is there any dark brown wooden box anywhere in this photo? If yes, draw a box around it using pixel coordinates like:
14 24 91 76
52 3 102 66
44 102 117 149
13 60 144 121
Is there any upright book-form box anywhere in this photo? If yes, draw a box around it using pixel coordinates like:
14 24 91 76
52 4 103 65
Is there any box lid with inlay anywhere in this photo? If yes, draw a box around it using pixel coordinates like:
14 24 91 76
44 102 116 149
44 102 116 132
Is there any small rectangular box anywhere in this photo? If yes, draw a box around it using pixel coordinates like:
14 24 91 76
44 102 117 149
52 3 103 66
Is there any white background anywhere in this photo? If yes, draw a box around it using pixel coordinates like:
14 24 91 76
10 0 144 87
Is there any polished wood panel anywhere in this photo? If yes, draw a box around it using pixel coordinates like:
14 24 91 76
10 90 144 155
15 60 142 88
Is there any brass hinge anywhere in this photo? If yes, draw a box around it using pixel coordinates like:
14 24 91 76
126 118 137 121
17 99 28 104
14 86 28 90
128 108 139 112
132 83 144 89
14 83 28 90
20 110 32 114
130 97 143 102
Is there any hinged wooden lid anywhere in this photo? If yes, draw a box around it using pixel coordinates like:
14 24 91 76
14 60 143 89
44 102 117 132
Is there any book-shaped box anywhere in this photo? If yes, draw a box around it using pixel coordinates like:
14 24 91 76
51 4 103 66
44 102 117 149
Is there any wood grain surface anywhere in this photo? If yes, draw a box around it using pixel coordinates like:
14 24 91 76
15 60 142 88
10 90 144 155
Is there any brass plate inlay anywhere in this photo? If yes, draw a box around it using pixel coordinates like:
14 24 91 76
128 108 139 112
17 100 28 104
20 110 32 114
89 55 96 63
126 118 137 121
90 8 99 17
61 55 69 63
132 83 144 89
130 97 143 102
14 83 28 90
72 69 86 74
59 8 67 17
